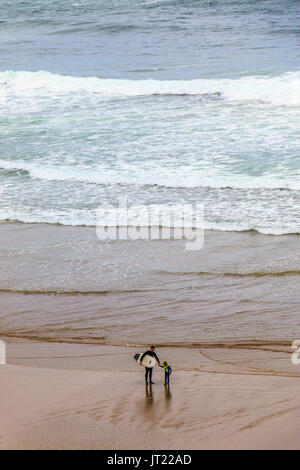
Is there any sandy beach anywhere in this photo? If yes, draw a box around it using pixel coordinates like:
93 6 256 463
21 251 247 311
0 223 300 449
1 0 300 453
0 339 299 450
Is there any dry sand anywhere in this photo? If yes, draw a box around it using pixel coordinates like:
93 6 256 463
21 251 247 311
0 339 299 450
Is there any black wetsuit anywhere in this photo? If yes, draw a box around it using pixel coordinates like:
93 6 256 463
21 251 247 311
140 350 160 384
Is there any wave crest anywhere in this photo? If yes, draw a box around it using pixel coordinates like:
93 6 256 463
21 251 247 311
1 70 300 105
1 158 300 191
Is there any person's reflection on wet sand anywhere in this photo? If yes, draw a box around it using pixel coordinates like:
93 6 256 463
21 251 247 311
164 384 172 410
145 384 154 408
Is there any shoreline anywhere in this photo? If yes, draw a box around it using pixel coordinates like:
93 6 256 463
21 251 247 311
2 218 300 237
4 337 298 376
0 331 295 349
0 339 299 450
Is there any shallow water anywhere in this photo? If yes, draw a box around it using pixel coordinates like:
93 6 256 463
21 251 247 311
0 223 299 346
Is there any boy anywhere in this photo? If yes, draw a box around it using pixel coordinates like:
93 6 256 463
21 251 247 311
160 361 172 385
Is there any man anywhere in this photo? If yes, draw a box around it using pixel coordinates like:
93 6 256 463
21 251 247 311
140 346 160 385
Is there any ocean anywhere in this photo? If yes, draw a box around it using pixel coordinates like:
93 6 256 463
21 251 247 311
0 0 300 348
0 0 300 234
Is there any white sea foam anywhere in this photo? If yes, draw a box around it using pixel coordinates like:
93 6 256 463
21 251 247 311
1 70 299 235
0 158 299 191
1 70 300 106
0 202 299 235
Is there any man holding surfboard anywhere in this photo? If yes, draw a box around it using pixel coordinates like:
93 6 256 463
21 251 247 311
140 346 160 385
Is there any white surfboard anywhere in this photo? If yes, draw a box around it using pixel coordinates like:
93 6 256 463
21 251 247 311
0 340 6 365
135 353 157 368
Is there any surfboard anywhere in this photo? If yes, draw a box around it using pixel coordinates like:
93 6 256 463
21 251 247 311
134 353 157 368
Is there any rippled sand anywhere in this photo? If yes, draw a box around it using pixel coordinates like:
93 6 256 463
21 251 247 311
1 223 299 449
0 340 299 450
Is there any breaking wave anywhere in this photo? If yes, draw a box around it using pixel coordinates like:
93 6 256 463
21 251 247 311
1 70 300 106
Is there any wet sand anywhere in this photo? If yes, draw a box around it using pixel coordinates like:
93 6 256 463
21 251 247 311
0 339 299 450
0 222 299 449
